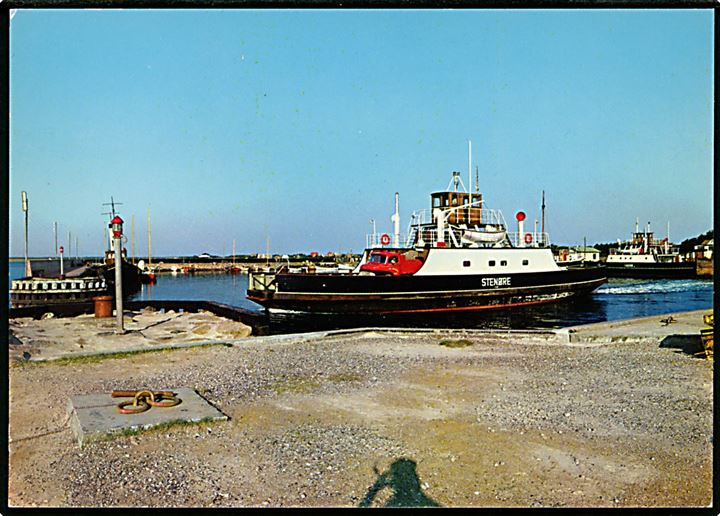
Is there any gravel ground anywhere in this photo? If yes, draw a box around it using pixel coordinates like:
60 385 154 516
8 331 713 508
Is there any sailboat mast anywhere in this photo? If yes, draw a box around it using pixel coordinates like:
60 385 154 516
265 235 270 267
541 190 545 237
148 208 152 268
131 215 136 265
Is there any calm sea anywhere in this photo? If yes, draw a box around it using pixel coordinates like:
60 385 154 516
8 261 714 334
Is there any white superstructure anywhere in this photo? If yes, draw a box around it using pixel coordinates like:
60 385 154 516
362 172 562 276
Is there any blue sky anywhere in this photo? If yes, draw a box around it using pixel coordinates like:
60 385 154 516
9 9 713 257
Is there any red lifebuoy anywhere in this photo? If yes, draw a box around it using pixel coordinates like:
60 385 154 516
380 234 391 246
524 233 533 244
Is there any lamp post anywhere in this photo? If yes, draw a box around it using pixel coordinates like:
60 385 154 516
110 215 125 334
59 245 64 278
21 191 31 277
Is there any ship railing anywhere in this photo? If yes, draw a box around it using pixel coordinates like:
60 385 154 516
366 206 509 249
368 226 510 249
366 232 418 249
11 278 107 292
407 206 506 228
506 231 551 248
248 270 277 292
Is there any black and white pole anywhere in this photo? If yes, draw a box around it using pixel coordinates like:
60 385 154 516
59 245 64 278
110 215 125 334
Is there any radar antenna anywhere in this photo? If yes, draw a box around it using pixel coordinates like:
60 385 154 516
102 196 123 218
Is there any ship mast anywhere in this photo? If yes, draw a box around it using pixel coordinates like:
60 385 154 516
392 192 400 247
468 140 472 197
541 190 545 238
468 140 472 223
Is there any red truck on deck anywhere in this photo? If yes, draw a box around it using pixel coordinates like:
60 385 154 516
359 250 424 276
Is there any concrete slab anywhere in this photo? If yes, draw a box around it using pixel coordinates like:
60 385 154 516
561 309 711 346
67 387 228 447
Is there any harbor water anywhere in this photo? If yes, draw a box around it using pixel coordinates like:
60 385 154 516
9 262 713 334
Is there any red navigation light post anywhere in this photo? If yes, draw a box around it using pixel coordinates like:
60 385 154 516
110 215 125 334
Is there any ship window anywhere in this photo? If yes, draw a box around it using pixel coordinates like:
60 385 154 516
488 260 496 267
500 260 507 266
522 259 529 266
463 260 471 267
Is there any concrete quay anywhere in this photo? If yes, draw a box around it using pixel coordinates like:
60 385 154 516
9 306 713 364
8 306 253 363
558 308 711 350
7 307 713 508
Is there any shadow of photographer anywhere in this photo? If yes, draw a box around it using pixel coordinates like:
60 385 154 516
359 458 441 508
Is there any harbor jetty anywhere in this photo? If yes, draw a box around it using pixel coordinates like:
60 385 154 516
8 307 712 508
10 255 357 276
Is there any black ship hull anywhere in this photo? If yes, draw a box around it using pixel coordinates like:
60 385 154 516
102 260 143 296
604 262 697 279
247 267 607 314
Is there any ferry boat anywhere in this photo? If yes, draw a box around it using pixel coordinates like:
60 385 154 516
605 221 696 279
10 254 142 309
10 267 108 308
247 171 607 314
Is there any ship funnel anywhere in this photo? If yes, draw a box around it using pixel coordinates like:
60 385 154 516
516 211 526 248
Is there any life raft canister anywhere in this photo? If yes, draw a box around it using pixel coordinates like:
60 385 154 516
380 233 391 245
524 233 533 244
